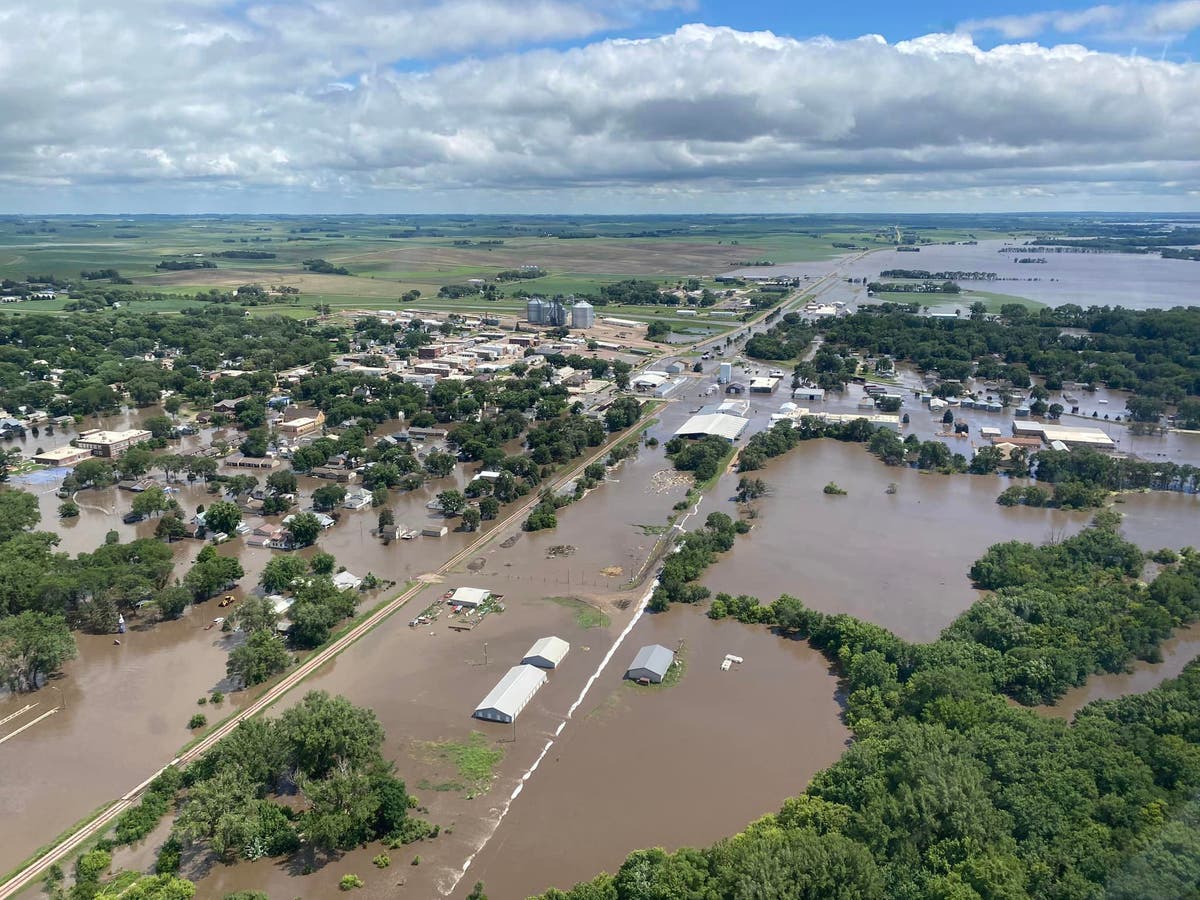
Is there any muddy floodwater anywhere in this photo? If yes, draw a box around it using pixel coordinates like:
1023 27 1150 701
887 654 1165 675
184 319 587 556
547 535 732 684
458 604 849 899
702 441 1197 642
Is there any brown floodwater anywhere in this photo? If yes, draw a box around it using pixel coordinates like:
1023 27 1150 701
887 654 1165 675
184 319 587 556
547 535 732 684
1040 623 1200 721
189 437 698 899
456 605 849 900
0 438 505 876
701 441 1197 642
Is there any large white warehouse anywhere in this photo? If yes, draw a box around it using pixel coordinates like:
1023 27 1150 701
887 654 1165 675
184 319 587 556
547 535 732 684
522 636 570 669
473 665 547 723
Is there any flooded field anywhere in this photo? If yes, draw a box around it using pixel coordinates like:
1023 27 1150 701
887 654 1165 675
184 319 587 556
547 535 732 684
187 437 693 899
458 603 849 899
701 441 1196 642
730 239 1200 310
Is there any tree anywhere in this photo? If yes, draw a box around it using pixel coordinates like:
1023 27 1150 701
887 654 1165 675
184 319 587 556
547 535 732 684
436 489 466 517
183 549 244 601
423 451 455 478
144 415 175 440
227 630 290 688
132 485 170 518
312 483 347 511
287 512 322 547
115 447 154 479
460 507 481 531
204 500 241 535
232 595 279 635
239 428 269 458
479 496 500 520
0 611 77 692
377 507 395 531
0 490 40 541
466 884 489 900
185 456 218 481
59 500 80 518
156 586 192 620
155 514 187 542
265 470 298 495
287 578 357 649
261 555 309 592
277 691 384 780
310 552 336 575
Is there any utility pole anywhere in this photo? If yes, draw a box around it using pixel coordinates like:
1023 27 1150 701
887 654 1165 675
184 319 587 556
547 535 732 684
483 642 488 667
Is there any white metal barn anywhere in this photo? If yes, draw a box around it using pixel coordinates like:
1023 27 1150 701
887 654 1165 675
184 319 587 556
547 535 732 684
450 587 491 608
521 636 570 669
473 665 547 723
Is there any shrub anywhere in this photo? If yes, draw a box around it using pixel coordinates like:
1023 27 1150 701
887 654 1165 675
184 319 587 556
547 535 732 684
339 874 364 891
188 713 207 729
372 854 391 869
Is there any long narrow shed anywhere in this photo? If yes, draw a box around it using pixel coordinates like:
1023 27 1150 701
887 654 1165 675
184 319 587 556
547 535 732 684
473 665 547 723
521 636 570 669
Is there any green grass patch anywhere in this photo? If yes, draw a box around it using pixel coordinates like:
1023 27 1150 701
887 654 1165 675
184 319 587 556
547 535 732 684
625 643 687 691
635 524 670 535
543 595 611 629
415 732 504 797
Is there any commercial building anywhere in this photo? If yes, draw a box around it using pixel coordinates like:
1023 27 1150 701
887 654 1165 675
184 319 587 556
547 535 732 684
749 376 781 394
673 412 749 442
1010 421 1116 451
32 445 93 467
626 644 675 684
793 387 826 402
814 412 901 430
74 428 152 458
521 636 570 669
718 362 733 384
473 664 548 723
277 410 325 436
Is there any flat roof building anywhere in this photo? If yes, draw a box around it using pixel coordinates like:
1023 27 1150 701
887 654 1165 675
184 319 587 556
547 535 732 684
32 445 93 467
522 636 570 669
74 428 152 458
626 644 675 684
473 664 548 723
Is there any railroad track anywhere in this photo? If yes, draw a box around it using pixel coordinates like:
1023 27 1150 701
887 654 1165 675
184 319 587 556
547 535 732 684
0 413 656 899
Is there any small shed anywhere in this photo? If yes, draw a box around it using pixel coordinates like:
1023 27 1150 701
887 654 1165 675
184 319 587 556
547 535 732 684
522 636 570 669
473 665 547 724
626 644 675 684
450 587 491 608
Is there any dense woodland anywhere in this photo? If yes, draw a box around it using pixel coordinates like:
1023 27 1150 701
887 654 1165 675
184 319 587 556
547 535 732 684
537 518 1200 899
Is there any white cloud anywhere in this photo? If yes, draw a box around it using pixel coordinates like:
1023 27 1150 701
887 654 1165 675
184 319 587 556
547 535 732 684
0 8 1197 210
962 1 1200 42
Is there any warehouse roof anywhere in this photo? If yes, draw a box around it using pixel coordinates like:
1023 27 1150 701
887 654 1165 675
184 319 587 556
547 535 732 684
627 644 675 679
672 412 748 442
450 587 491 607
522 636 570 669
473 665 547 722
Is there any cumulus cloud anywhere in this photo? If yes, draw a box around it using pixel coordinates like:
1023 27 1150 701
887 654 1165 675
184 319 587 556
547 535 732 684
0 5 1197 210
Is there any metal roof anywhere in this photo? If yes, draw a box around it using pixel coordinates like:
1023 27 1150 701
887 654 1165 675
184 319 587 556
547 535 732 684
473 665 547 723
672 412 748 441
627 644 674 678
522 636 570 668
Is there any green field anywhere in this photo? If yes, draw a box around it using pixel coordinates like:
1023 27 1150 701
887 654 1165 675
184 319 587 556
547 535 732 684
0 214 1056 319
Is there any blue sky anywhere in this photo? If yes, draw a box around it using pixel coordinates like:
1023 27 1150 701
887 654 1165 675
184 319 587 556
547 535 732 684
0 0 1197 213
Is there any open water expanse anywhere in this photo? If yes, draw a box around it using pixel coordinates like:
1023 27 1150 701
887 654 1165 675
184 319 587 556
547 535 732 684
728 239 1200 310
